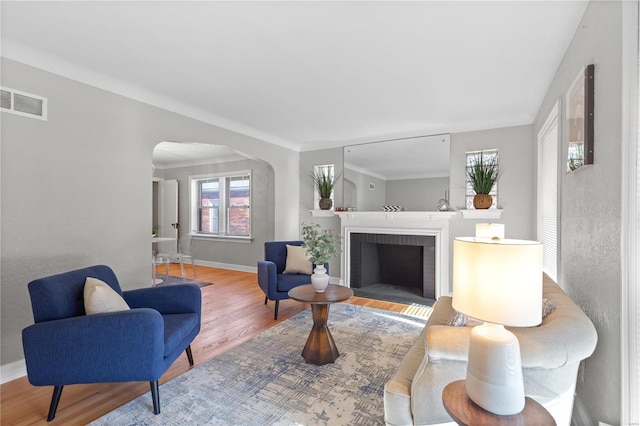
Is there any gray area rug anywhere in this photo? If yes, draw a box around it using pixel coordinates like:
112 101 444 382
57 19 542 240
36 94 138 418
90 304 430 425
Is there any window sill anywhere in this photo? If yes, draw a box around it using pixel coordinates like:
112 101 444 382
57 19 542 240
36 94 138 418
460 209 503 219
190 234 253 243
309 210 336 217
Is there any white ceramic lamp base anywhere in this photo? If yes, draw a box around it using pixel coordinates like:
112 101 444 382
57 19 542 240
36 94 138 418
465 322 525 416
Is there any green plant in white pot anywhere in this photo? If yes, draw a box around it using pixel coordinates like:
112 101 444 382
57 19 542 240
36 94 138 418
302 223 342 292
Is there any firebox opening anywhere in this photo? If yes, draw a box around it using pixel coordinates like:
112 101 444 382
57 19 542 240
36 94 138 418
349 232 436 302
359 243 423 290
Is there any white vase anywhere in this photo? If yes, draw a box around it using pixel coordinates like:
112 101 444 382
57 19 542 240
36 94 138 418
311 265 330 293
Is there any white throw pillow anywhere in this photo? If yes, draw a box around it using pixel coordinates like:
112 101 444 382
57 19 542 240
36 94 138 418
282 244 313 275
84 277 130 315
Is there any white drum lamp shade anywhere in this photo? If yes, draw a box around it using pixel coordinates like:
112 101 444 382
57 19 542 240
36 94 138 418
475 223 505 239
452 237 543 415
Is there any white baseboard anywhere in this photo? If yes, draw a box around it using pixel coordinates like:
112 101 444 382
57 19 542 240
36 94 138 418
195 260 257 274
195 260 342 285
1 359 26 384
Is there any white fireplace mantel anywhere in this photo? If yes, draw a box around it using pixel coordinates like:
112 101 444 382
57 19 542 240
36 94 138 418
335 210 457 223
336 211 457 299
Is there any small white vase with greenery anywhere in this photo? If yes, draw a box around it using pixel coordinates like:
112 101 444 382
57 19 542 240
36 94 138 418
301 223 342 292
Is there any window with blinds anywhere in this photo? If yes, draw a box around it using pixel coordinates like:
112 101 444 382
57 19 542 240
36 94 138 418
538 105 559 282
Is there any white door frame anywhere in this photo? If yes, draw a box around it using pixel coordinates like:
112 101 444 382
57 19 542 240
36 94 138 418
158 179 179 253
621 1 639 424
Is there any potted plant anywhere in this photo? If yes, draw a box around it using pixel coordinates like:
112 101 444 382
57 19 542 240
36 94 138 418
467 153 499 209
311 169 340 210
301 223 342 292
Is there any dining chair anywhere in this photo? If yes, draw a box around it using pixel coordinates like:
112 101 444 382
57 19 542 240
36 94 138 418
157 235 197 279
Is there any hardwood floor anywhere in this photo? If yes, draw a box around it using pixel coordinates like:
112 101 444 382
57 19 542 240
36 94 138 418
1 265 427 425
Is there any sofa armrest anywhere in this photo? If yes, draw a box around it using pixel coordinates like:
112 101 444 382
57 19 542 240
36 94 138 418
426 325 472 361
22 308 165 385
427 323 589 369
124 283 201 315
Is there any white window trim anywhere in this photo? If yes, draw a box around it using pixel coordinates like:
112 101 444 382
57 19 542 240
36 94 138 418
188 170 252 240
621 1 639 424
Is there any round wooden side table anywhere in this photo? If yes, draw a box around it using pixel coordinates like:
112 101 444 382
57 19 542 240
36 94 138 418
288 284 354 365
442 380 556 426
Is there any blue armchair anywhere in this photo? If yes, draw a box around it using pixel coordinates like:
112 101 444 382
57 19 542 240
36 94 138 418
257 241 328 320
22 265 201 421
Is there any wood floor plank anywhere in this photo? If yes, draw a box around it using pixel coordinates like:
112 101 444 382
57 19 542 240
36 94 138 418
1 265 424 425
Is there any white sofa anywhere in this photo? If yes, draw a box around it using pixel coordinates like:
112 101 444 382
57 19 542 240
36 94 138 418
383 278 597 426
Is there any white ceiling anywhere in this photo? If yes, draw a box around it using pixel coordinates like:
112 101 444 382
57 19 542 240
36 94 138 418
1 1 587 154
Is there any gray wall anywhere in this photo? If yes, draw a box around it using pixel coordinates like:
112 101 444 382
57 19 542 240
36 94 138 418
154 158 274 267
342 172 449 212
448 125 537 241
533 1 622 424
343 168 386 211
386 177 449 211
1 58 300 367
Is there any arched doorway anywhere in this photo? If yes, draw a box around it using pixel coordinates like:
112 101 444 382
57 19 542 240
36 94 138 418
152 141 275 271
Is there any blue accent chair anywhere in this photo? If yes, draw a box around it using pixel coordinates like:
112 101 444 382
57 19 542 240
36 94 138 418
257 241 328 320
21 265 202 421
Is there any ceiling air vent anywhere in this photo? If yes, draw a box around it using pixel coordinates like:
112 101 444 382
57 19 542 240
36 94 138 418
1 87 47 120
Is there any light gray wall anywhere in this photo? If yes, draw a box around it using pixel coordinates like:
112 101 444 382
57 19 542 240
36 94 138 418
532 1 622 424
343 168 386 211
1 58 300 367
448 125 537 241
153 158 274 267
386 177 449 211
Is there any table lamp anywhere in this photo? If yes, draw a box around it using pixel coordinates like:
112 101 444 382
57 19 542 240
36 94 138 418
475 223 505 239
452 237 543 415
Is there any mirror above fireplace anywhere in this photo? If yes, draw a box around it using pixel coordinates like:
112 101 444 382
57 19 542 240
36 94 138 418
342 134 450 211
